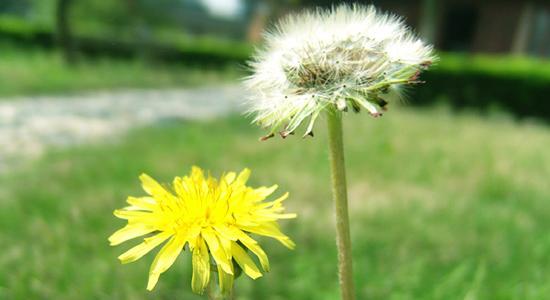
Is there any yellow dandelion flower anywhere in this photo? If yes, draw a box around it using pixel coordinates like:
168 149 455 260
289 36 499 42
108 166 296 294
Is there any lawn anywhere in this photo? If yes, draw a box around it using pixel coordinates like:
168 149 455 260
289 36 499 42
0 46 241 97
1 106 550 299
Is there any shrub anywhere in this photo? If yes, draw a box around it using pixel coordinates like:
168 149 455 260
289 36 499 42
413 54 550 120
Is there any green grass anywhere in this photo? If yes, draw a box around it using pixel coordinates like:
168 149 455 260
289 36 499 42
1 107 550 299
0 46 241 97
436 53 550 81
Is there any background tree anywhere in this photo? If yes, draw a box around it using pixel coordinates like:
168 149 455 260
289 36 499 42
56 0 77 64
419 0 438 44
512 1 534 55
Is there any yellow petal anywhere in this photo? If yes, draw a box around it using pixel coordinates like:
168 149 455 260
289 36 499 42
280 237 296 249
235 168 251 185
257 212 298 220
113 209 151 220
243 222 286 238
118 232 171 264
109 224 155 246
201 230 233 275
241 223 296 249
256 192 289 209
190 166 205 181
120 205 144 211
231 242 262 279
147 234 186 290
218 233 233 260
191 237 210 294
223 172 236 184
147 273 160 291
126 196 157 211
253 185 278 199
234 229 270 272
213 225 239 241
139 173 168 197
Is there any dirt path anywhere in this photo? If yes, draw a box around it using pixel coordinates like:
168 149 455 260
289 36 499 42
0 85 244 172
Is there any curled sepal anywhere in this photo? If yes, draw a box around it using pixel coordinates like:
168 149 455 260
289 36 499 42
348 93 383 118
303 110 321 138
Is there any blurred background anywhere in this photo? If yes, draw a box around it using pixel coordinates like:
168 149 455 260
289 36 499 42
1 0 550 299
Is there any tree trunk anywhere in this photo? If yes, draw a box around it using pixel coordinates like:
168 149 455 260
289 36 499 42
512 2 534 55
56 0 77 64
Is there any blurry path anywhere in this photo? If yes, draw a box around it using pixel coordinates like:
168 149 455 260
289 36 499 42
0 85 244 172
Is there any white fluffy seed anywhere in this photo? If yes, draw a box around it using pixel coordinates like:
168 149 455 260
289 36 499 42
245 4 436 137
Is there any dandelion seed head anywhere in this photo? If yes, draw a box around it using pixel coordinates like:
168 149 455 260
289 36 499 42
245 4 436 138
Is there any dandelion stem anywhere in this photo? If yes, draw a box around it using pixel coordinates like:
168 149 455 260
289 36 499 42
326 110 356 300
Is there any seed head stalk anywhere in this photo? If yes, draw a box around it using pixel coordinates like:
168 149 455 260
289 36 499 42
244 5 436 299
326 110 356 300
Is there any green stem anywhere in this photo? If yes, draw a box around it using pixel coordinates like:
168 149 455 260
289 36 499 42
326 110 356 300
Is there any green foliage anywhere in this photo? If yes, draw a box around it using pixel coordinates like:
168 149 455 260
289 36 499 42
0 0 253 66
71 0 136 41
1 6 550 120
0 16 37 36
436 53 550 81
413 53 550 120
170 35 253 63
0 0 185 40
2 108 550 299
0 12 253 68
0 46 241 97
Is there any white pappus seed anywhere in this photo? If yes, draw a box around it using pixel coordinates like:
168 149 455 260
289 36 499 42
244 4 436 139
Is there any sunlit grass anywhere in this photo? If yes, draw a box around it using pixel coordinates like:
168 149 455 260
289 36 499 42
1 106 550 299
